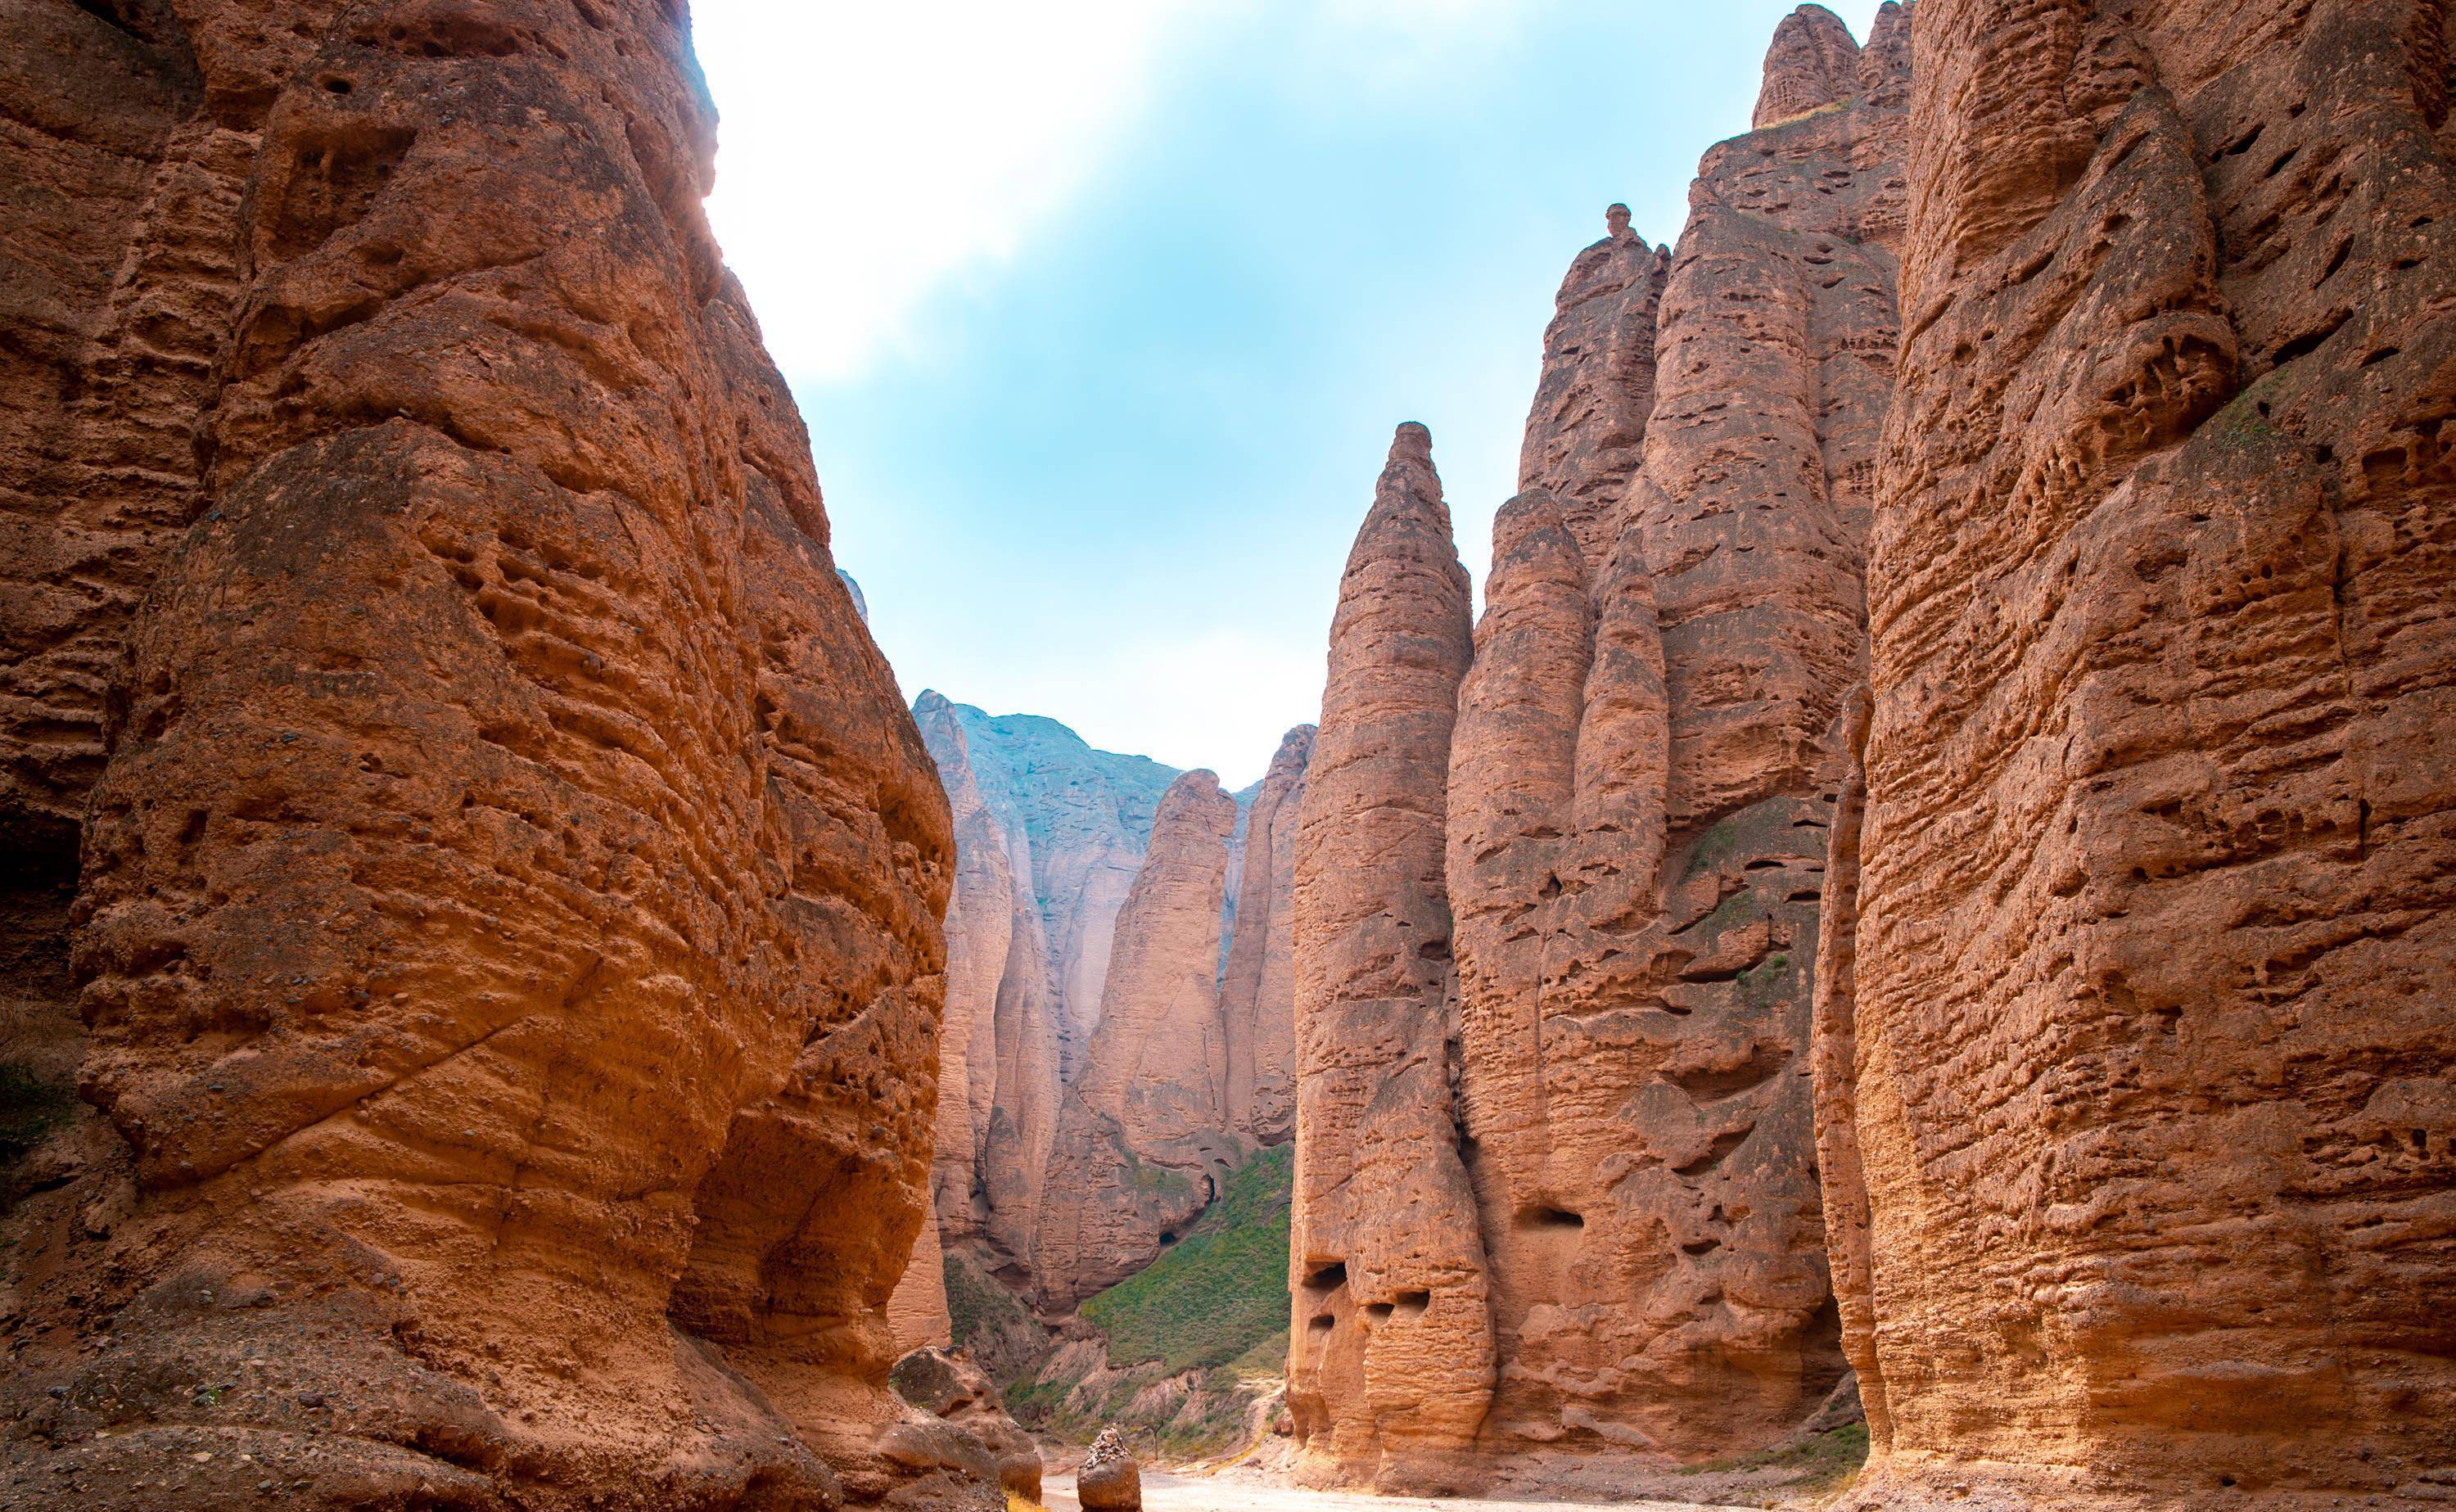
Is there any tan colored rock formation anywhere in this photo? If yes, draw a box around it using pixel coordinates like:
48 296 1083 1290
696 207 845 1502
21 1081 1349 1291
892 1344 1044 1501
919 706 1310 1320
914 692 1060 1284
1287 7 1908 1486
1220 724 1317 1143
914 697 1177 1285
1827 2 2456 1505
1077 1424 1144 1511
1289 422 1493 1495
1034 770 1241 1307
889 1206 957 1352
0 2 980 1507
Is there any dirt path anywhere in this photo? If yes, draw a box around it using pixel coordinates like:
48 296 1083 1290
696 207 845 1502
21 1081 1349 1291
1041 1469 1750 1512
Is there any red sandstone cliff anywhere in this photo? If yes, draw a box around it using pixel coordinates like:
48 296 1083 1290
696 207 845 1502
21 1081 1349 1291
1033 771 1241 1307
1288 423 1494 1495
1826 2 2456 1505
1450 0 1909 1465
1221 724 1316 1144
0 3 981 1507
1291 4 1912 1488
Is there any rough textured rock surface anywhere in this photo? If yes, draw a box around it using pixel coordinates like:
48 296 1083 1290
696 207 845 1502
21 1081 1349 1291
913 697 1176 1285
1519 204 1673 564
891 1344 1043 1501
1445 0 1909 1465
1828 1 2456 1506
1288 423 1493 1496
1286 6 1907 1487
0 2 981 1508
1219 724 1316 1143
1034 770 1241 1307
1754 3 1871 129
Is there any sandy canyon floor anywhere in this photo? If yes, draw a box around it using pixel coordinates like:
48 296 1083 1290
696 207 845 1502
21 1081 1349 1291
1042 1469 1753 1512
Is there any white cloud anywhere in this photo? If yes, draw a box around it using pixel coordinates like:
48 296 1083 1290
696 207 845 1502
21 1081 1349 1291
693 0 1212 381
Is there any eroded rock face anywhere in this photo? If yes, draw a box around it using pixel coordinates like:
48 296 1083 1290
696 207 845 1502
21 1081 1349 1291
914 698 1177 1286
1288 7 1906 1487
892 1345 1043 1501
1829 2 2456 1505
1220 724 1316 1143
1443 4 1909 1463
1519 205 1672 563
1034 770 1240 1307
1288 423 1493 1495
0 2 973 1507
1754 3 1868 128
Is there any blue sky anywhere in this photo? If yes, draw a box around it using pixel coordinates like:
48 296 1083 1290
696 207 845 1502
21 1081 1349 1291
694 1 1885 787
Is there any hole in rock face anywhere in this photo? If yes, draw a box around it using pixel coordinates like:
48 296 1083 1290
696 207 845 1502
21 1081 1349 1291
1158 1230 1179 1245
1302 1262 1348 1293
1393 1290 1430 1318
1517 1205 1584 1231
1363 1302 1394 1320
1307 1313 1334 1332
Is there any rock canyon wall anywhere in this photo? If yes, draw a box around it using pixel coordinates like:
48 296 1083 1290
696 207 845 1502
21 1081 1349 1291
1292 0 2455 1505
1291 3 1911 1489
1826 0 2456 1505
0 2 990 1508
912 698 1313 1318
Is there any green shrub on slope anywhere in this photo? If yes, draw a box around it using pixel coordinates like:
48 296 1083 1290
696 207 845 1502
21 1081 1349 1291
1079 1144 1291 1375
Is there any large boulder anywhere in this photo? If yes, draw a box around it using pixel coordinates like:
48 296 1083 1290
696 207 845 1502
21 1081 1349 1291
1076 1425 1143 1512
892 1344 1044 1501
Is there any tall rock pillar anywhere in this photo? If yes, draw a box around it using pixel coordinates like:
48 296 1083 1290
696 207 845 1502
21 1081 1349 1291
1289 423 1493 1494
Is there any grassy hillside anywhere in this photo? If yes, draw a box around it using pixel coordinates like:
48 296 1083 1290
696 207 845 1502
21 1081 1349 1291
1079 1144 1291 1374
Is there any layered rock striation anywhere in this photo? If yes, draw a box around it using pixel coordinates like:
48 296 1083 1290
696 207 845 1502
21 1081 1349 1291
1827 1 2456 1505
1448 0 1910 1465
0 2 981 1507
1292 3 1912 1488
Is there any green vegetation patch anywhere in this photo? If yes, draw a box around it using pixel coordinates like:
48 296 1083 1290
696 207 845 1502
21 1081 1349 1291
1682 815 1743 880
1677 1421 1870 1494
1080 1144 1291 1375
